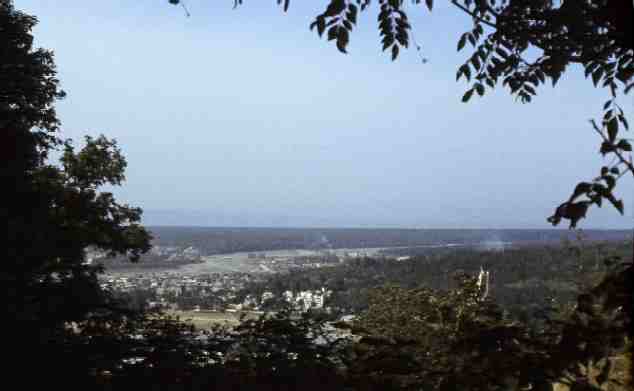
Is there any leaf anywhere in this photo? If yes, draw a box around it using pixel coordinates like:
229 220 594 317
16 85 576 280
311 16 327 37
611 199 624 215
325 0 346 17
474 24 483 36
317 17 326 36
467 33 476 47
616 66 634 83
607 117 618 142
610 167 620 175
395 30 408 47
495 47 508 59
391 44 399 61
593 183 609 197
570 182 592 201
327 25 339 41
382 35 394 51
616 139 632 151
456 65 467 81
475 83 484 96
471 55 481 70
462 88 474 103
528 74 539 86
603 175 616 190
603 100 612 110
347 9 357 24
566 202 589 228
593 195 603 207
425 0 433 11
457 34 467 51
464 64 471 81
536 70 545 84
456 64 471 81
592 67 604 87
600 141 614 155
601 166 609 176
584 62 598 78
336 28 349 53
618 114 629 130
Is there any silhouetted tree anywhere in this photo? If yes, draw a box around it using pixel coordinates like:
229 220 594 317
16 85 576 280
350 270 630 391
1 1 151 386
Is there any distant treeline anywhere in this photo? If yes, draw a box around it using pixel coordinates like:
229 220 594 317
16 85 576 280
147 226 632 255
99 253 199 270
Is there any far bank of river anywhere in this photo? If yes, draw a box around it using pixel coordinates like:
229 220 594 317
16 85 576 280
104 243 495 276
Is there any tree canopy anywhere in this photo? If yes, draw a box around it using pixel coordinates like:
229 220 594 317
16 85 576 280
1 0 151 385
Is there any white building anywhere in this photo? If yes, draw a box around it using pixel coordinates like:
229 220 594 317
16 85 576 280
262 291 274 302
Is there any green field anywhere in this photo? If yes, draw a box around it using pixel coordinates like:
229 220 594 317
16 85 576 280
171 310 262 329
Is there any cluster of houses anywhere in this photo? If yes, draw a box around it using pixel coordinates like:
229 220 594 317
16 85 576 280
283 287 332 311
100 271 333 313
100 272 249 308
94 245 394 313
229 287 332 312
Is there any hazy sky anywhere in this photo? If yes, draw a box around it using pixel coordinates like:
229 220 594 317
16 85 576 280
18 0 634 228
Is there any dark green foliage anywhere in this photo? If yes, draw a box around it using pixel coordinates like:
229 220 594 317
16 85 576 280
549 100 631 228
310 0 414 58
309 0 358 54
347 266 631 391
78 261 629 391
2 1 151 385
91 310 349 391
240 241 630 319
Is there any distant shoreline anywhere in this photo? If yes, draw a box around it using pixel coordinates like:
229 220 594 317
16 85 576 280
101 234 631 276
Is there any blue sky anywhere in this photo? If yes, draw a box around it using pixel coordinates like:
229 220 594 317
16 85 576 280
18 0 634 228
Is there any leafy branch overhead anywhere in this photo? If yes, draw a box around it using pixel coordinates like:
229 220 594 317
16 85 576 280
168 0 634 227
548 100 631 228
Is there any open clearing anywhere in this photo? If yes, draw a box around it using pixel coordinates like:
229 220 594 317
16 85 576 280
170 310 262 329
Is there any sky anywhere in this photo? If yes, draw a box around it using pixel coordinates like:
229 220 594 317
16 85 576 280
17 0 634 229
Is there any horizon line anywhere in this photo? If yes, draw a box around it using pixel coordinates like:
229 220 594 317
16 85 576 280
143 225 633 231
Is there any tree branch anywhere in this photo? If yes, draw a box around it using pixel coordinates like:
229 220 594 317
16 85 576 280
450 1 497 29
591 120 634 177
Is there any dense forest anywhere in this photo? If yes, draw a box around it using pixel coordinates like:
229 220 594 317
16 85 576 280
108 240 633 391
239 240 631 318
